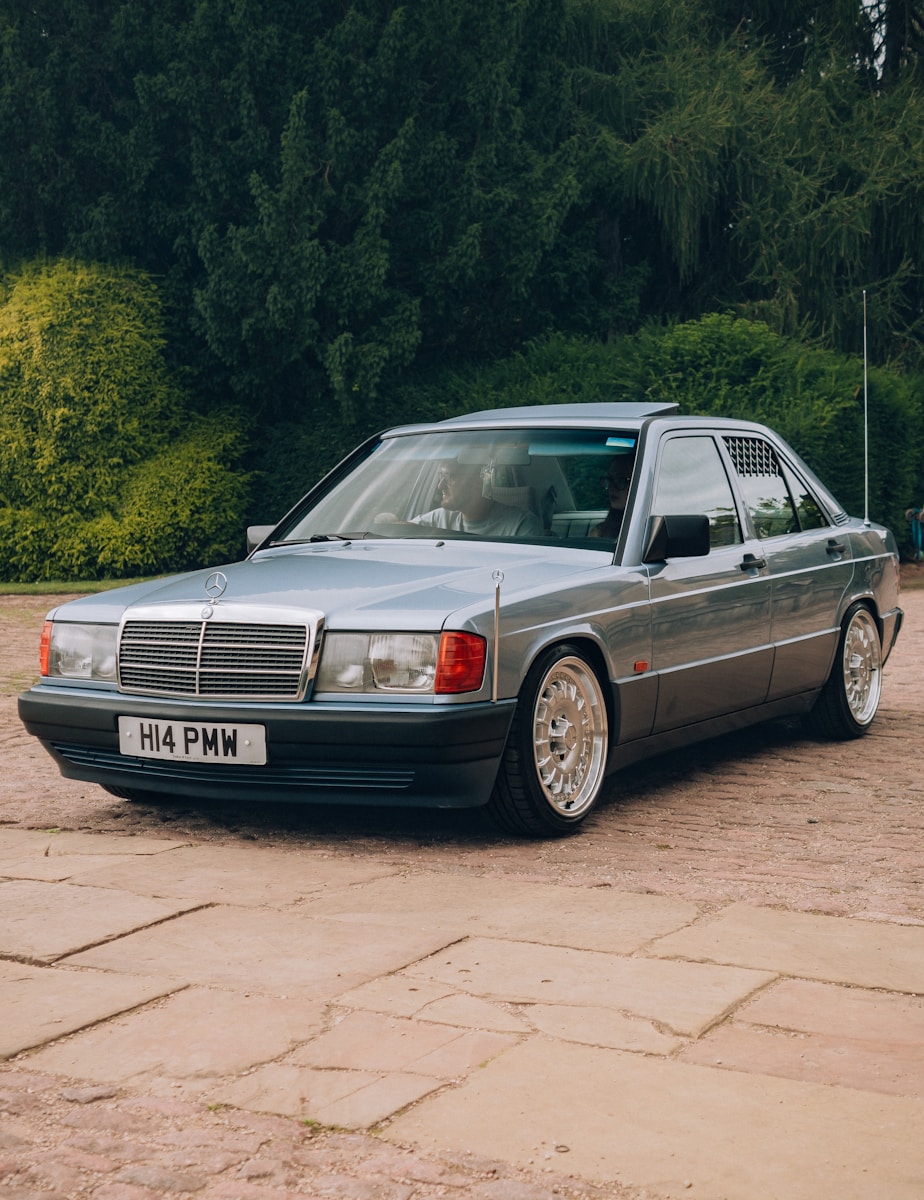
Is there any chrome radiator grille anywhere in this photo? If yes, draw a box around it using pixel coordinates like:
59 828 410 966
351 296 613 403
118 620 311 700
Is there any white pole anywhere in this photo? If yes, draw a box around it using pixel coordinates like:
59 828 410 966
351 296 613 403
492 570 504 702
863 289 870 525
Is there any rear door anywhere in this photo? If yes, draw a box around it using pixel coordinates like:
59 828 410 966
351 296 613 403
720 434 854 700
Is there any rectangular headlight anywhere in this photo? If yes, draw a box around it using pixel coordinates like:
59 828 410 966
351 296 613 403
315 631 486 695
315 632 438 694
41 621 118 682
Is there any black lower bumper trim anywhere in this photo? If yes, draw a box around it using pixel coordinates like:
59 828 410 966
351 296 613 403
54 743 415 791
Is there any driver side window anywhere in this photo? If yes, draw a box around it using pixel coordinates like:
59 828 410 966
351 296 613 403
652 436 742 548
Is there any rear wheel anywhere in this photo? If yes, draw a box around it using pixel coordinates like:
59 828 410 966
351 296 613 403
486 644 609 837
808 603 882 739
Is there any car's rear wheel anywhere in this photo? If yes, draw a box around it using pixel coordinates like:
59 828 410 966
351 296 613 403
486 644 609 837
808 603 882 739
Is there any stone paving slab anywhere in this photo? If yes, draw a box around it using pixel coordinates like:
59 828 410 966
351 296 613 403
648 901 924 991
522 1002 682 1054
386 1034 924 1200
0 829 188 881
0 961 181 1058
24 986 329 1093
679 1019 924 1099
210 1008 521 1131
412 992 531 1033
335 974 462 1019
62 904 458 998
0 829 187 858
289 1009 518 1078
742 975 924 1044
214 1061 445 1131
399 934 775 1036
307 872 701 952
69 842 401 906
1 850 173 883
678 977 924 1097
0 878 202 962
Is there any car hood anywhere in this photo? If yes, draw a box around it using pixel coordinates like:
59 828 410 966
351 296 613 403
50 539 614 630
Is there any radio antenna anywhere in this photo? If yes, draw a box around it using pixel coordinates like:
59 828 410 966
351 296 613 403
859 288 868 523
863 289 870 526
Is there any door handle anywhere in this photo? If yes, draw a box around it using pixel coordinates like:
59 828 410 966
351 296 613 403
739 552 767 572
826 539 847 557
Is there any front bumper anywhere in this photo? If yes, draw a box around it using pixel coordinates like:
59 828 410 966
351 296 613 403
18 685 516 809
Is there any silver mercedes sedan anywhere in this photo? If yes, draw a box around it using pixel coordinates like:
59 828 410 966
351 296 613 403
19 403 903 836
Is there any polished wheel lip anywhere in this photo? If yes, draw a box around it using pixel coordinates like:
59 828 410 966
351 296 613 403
842 609 882 726
531 656 608 818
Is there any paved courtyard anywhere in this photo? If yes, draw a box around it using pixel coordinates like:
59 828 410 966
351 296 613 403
0 584 922 1199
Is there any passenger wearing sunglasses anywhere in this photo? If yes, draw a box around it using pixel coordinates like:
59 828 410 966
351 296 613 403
592 458 634 539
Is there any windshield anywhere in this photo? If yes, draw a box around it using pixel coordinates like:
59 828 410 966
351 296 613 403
274 427 639 545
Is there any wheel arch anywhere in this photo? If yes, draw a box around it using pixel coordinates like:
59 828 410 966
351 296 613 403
515 632 615 734
837 592 881 641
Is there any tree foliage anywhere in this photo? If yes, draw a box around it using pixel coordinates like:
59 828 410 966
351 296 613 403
0 259 249 581
3 0 921 405
1 1 924 555
1 0 592 422
563 0 924 364
605 313 921 536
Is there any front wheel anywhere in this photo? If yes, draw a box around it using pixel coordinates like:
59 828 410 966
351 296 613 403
102 785 172 803
808 604 882 740
486 644 609 837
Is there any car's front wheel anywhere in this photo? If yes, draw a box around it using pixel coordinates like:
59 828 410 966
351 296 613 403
102 785 171 803
808 603 882 739
486 644 609 837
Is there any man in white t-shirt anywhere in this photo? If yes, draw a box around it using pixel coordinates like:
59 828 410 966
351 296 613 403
412 462 543 537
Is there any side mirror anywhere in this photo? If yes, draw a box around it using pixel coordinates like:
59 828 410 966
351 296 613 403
642 514 711 563
247 525 276 554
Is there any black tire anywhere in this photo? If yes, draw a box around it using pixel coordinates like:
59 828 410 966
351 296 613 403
102 785 172 803
808 603 882 740
486 643 609 837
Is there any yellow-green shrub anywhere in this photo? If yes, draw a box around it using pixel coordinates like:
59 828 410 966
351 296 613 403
0 259 250 581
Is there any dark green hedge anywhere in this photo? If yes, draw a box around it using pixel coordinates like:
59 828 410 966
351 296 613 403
248 318 924 556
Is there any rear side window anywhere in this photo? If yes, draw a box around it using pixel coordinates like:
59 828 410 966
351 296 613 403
782 463 829 530
723 436 830 537
723 436 796 538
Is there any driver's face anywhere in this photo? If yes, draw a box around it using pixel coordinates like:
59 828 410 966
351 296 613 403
436 464 482 511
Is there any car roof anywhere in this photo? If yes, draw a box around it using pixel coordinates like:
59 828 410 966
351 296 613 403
440 402 678 426
385 402 679 437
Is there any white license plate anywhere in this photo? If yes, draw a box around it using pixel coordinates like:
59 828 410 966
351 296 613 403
118 717 267 765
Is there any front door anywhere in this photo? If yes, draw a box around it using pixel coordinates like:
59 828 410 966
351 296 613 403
645 434 773 733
